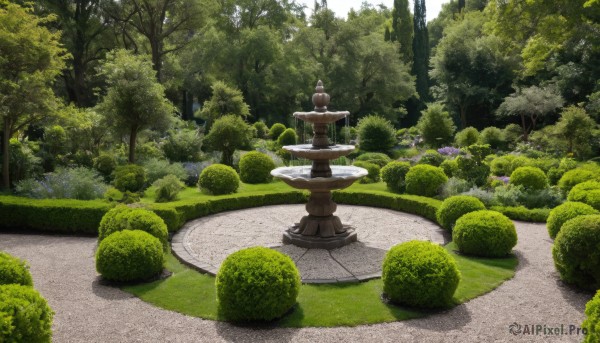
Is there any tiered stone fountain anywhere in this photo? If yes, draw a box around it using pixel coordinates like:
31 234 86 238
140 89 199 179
271 81 368 249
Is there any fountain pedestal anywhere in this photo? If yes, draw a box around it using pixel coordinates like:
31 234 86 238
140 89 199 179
271 81 367 249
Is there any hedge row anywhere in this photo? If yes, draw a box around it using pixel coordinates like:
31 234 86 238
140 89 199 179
490 206 550 222
0 196 114 234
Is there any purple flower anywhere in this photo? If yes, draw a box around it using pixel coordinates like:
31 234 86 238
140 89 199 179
495 176 510 184
437 146 460 156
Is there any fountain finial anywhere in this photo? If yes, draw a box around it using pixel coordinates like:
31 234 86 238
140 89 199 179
312 80 330 112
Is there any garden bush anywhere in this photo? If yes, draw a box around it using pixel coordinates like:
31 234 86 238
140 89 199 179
198 164 239 195
405 164 448 197
98 207 169 250
490 206 550 222
216 247 300 321
558 169 598 195
93 153 117 179
0 284 53 343
356 115 396 152
96 230 164 282
153 174 185 203
417 150 444 166
239 151 275 184
546 202 599 239
453 210 517 257
417 104 456 148
15 167 108 200
552 215 600 290
162 128 203 162
142 158 187 184
437 196 486 231
440 159 459 178
460 187 496 207
440 177 472 199
455 127 480 147
181 161 212 187
582 290 600 343
355 152 391 167
0 252 33 286
253 121 269 139
568 180 600 202
382 240 460 308
509 166 547 190
112 164 147 193
456 156 490 187
380 161 411 193
353 161 380 183
490 155 515 176
480 126 505 150
277 128 297 147
269 123 286 140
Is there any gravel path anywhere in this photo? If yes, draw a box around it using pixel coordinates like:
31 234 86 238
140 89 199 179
0 209 593 342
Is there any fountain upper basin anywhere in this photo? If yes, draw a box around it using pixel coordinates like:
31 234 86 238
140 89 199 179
283 144 355 160
293 111 350 124
271 165 368 191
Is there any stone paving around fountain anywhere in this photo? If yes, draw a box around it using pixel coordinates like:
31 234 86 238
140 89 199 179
172 204 449 283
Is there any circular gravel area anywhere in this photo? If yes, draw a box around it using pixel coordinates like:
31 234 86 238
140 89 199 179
0 211 594 342
172 205 448 283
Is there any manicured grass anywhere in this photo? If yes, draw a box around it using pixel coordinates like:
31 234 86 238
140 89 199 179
123 242 517 327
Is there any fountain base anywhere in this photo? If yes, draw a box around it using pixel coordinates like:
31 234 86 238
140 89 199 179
283 215 357 249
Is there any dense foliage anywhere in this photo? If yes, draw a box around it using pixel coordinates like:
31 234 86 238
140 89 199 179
198 164 239 195
239 152 275 184
352 161 380 184
0 252 33 286
382 241 460 308
96 230 164 282
453 210 518 257
380 161 411 193
356 115 396 152
216 247 300 321
546 202 599 239
509 167 548 190
405 164 448 197
437 196 486 231
0 284 54 343
583 290 600 343
553 215 600 290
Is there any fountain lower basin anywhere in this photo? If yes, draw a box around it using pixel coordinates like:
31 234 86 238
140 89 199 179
271 165 368 191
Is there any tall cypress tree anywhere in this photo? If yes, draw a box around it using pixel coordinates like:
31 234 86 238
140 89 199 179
412 0 429 103
391 0 413 65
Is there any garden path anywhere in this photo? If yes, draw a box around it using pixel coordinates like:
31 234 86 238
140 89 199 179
0 208 592 342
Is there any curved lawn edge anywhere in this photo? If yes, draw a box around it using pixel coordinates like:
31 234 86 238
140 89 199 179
123 241 517 327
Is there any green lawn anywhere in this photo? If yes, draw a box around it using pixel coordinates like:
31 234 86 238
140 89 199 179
123 242 517 327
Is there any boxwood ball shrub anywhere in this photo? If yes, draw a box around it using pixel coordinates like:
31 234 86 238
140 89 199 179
96 230 164 282
440 159 459 178
546 201 599 239
453 210 517 258
405 164 448 197
582 290 600 343
509 166 548 190
0 252 33 286
355 152 391 167
98 207 169 251
352 161 380 183
552 215 600 290
112 164 147 193
239 151 275 184
382 241 460 308
417 150 444 167
216 247 300 321
269 123 286 140
277 128 297 147
568 180 600 202
198 164 239 195
0 284 54 343
558 169 598 195
437 196 486 231
380 161 411 193
356 114 396 152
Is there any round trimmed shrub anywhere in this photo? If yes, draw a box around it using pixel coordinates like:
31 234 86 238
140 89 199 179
546 201 599 239
356 115 396 152
239 151 275 184
198 164 239 195
269 123 286 140
552 215 600 290
0 252 33 286
509 166 547 190
355 152 391 167
253 121 268 139
405 164 448 197
558 169 598 195
353 161 380 183
216 247 300 321
277 128 297 147
455 127 480 147
94 153 116 178
568 180 600 202
480 126 505 150
153 174 184 203
0 284 53 343
453 210 517 257
380 161 411 193
440 159 459 177
98 207 169 250
582 290 600 343
436 196 486 231
112 164 146 192
418 150 444 166
382 241 460 308
96 230 164 282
